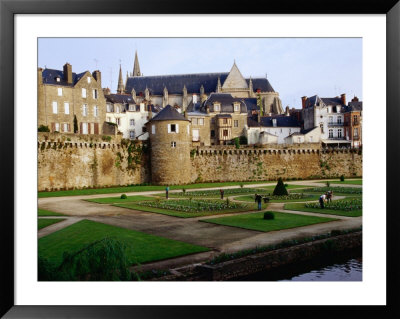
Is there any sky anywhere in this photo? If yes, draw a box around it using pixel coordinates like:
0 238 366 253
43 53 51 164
38 38 362 108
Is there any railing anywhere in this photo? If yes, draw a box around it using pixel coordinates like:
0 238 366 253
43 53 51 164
327 122 344 126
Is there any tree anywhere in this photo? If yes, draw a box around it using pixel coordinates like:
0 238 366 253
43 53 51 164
38 125 50 132
273 177 288 196
239 135 248 145
257 93 263 117
234 137 240 149
73 115 78 133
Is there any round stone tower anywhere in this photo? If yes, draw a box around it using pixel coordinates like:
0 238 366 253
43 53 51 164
147 105 191 185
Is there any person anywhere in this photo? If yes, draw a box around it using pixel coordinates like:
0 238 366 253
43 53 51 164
255 193 262 211
166 186 169 199
220 189 224 200
327 190 333 203
319 193 326 209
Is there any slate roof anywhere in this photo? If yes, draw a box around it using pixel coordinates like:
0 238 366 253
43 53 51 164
247 116 301 128
125 73 275 95
105 94 135 104
149 105 189 122
345 101 363 112
42 68 87 87
200 93 247 113
243 98 258 112
305 95 346 108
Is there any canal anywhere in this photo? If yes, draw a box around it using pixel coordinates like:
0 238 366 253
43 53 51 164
233 248 362 281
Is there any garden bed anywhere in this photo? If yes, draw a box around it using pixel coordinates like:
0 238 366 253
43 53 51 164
234 193 320 203
285 198 362 217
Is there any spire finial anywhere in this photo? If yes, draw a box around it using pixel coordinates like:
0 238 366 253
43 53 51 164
133 50 141 77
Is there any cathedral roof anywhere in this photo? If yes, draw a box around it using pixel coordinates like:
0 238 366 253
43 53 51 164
149 105 189 122
125 73 275 95
41 68 87 87
105 94 135 104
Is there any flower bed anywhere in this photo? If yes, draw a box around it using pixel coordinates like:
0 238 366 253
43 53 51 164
307 187 362 194
135 199 249 213
305 198 362 211
170 188 267 198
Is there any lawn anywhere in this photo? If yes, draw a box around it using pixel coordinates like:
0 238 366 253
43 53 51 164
114 199 254 218
38 219 209 265
326 179 362 185
233 194 320 203
291 186 362 196
86 195 155 204
284 202 362 217
202 211 336 232
38 181 272 198
38 209 65 216
38 218 65 230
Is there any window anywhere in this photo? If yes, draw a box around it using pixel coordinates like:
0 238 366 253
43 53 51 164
115 106 120 113
82 122 88 134
211 130 215 138
171 141 176 148
198 118 204 126
354 128 359 138
329 129 333 138
87 77 91 83
214 104 220 112
93 105 98 117
234 104 240 112
56 77 60 82
57 88 62 96
63 123 70 132
170 124 176 132
92 89 98 99
353 115 358 124
82 88 87 98
337 117 342 124
116 118 120 126
211 118 215 124
234 120 238 127
152 125 155 134
55 123 60 132
192 118 198 125
64 102 69 114
52 101 58 114
82 104 88 116
223 129 228 137
328 116 333 124
192 129 199 142
320 123 324 133
129 130 135 139
222 118 227 124
107 104 113 112
129 105 135 111
142 126 147 133
130 119 135 126
338 129 343 138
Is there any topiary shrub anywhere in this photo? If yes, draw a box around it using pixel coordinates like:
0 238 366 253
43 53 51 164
239 135 248 145
273 177 288 196
234 137 240 149
120 194 127 199
340 175 345 182
263 211 275 220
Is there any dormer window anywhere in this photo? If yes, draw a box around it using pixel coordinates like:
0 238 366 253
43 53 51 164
55 77 61 82
234 103 240 112
214 104 220 112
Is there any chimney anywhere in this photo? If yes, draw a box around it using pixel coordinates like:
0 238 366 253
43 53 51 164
340 93 346 105
102 87 110 95
352 96 359 102
63 63 73 84
301 96 307 109
37 67 43 85
256 88 261 93
285 106 290 116
92 70 101 86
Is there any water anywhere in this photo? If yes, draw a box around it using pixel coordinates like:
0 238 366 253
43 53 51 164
234 249 362 281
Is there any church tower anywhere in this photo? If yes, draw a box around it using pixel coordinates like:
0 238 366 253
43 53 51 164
132 50 141 77
117 64 124 94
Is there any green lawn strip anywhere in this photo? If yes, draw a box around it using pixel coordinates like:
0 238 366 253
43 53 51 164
202 211 336 232
324 179 362 185
38 218 65 230
113 202 255 218
38 209 65 216
85 195 155 204
233 194 320 203
284 203 362 217
38 181 273 198
38 219 209 266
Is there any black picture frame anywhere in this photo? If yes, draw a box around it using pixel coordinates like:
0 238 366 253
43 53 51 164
1 0 399 318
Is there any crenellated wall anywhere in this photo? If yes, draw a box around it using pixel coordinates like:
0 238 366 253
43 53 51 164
37 133 362 191
190 144 362 183
37 132 150 191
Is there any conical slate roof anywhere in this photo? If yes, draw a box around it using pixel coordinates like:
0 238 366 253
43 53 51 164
150 105 189 122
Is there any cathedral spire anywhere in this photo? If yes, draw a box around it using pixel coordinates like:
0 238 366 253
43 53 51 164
117 64 124 94
133 50 141 77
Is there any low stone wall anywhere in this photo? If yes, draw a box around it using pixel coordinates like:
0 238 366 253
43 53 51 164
194 232 361 281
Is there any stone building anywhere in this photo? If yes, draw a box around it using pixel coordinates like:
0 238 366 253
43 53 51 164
301 94 351 148
146 105 191 185
38 63 106 134
121 52 284 116
344 96 362 148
